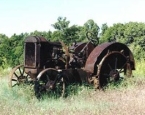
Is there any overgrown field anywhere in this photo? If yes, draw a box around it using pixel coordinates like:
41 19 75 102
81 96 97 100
0 59 145 115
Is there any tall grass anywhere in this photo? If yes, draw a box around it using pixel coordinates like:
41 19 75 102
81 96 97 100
133 58 145 77
0 79 112 115
0 59 145 115
0 67 11 78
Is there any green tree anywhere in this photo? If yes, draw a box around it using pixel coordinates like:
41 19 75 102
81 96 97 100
84 19 100 37
0 34 9 67
78 19 100 45
8 33 26 67
100 23 108 36
51 17 81 45
52 17 70 31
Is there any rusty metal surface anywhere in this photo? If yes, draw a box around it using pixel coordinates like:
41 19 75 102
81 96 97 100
84 42 135 74
68 42 95 68
61 69 90 84
69 42 94 54
25 36 48 43
84 42 113 74
25 68 39 75
24 43 36 68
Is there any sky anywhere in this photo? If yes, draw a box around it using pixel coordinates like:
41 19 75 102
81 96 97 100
0 0 145 37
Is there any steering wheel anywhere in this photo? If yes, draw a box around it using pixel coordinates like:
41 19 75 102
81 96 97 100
86 31 99 45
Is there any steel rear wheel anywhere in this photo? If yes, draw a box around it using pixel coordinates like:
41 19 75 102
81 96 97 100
97 51 132 88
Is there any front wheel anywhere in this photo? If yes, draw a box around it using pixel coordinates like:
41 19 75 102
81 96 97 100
9 65 31 87
34 68 65 99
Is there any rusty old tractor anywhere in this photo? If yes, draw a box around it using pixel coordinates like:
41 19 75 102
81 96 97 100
9 33 135 98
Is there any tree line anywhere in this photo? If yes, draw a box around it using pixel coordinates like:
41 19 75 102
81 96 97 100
1 17 145 68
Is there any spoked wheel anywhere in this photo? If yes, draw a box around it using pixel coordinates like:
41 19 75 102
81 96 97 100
9 64 31 87
97 51 132 88
34 68 65 99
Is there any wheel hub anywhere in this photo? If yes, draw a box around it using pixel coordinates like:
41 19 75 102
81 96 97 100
109 69 120 81
45 80 55 90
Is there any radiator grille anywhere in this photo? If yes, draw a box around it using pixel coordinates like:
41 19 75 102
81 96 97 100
25 43 35 67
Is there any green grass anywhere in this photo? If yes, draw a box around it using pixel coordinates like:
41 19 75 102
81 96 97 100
0 59 145 115
0 67 11 78
133 58 145 77
0 79 111 115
